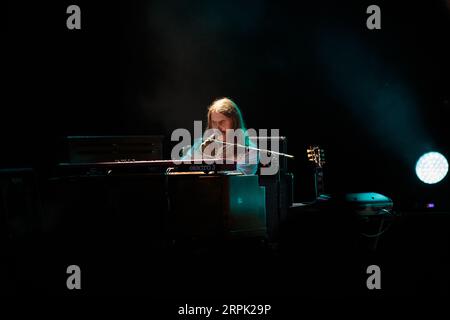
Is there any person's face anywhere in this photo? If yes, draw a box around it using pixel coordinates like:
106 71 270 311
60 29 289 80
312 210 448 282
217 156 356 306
210 112 233 139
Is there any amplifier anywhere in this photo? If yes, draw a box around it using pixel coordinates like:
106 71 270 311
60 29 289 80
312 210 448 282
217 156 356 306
65 135 164 163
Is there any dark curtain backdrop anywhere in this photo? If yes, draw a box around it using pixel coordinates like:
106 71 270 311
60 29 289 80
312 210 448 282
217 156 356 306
4 0 449 206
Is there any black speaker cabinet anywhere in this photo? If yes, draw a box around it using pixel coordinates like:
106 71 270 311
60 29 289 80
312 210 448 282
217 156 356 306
0 168 40 240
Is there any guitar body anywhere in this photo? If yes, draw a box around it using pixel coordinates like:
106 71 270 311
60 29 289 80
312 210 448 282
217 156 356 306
307 146 326 199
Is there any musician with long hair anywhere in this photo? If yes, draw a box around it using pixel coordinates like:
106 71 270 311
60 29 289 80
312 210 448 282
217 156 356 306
182 97 258 175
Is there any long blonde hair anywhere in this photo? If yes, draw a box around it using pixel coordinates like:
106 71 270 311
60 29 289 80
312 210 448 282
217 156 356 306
206 98 246 131
206 97 251 147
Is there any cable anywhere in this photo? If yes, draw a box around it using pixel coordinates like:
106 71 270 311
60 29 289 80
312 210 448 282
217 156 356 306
359 209 396 238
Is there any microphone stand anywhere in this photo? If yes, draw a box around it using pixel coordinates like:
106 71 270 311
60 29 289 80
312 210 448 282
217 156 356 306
209 138 295 159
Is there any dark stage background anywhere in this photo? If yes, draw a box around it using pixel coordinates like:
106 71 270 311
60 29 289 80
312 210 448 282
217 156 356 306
2 0 450 298
4 0 449 208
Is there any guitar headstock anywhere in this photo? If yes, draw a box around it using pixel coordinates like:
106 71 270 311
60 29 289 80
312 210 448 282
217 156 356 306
307 145 325 168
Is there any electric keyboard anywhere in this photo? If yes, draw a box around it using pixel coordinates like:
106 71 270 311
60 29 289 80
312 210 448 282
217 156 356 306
56 159 237 176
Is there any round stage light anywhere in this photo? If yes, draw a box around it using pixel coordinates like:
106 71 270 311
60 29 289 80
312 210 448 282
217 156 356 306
415 152 448 184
